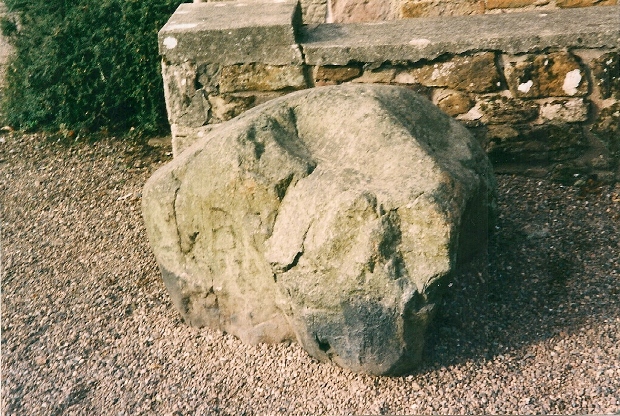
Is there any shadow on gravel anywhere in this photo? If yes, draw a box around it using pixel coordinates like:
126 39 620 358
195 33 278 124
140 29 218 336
418 175 620 372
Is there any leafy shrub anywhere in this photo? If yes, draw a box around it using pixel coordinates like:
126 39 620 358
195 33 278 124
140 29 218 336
2 0 185 136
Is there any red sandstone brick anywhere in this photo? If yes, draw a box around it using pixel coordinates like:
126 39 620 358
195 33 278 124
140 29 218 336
400 0 484 18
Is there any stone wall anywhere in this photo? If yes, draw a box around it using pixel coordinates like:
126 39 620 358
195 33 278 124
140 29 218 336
161 1 620 184
340 0 618 23
195 0 618 24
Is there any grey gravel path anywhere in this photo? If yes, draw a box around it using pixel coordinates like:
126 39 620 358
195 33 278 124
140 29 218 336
1 132 619 415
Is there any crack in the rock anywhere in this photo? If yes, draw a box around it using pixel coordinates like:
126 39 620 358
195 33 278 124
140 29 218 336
274 173 295 201
170 175 184 257
182 231 199 255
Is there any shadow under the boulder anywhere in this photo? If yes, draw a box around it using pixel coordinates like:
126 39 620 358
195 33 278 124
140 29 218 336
419 174 620 371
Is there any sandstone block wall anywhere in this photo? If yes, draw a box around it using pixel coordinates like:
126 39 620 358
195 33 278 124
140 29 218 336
194 0 617 24
161 2 620 184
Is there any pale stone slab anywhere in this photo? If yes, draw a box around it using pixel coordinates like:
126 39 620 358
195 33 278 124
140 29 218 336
159 0 303 65
300 6 620 65
540 98 589 123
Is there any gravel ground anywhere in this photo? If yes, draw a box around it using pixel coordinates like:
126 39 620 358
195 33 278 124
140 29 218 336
1 132 619 415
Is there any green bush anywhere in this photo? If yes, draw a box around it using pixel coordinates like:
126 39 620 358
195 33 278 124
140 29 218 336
2 0 185 136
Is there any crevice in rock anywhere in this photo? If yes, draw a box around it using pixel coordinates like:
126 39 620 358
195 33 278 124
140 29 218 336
370 209 408 281
181 231 199 255
315 335 331 353
274 173 295 201
245 125 265 160
181 293 192 315
282 250 303 273
271 244 304 274
171 176 183 256
378 209 401 260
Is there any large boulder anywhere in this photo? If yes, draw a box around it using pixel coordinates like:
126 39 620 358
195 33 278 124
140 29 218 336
142 84 496 375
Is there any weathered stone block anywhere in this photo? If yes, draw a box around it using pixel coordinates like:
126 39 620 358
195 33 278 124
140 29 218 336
591 102 620 159
540 98 589 123
400 0 484 18
143 84 496 376
159 1 303 65
314 65 363 85
196 64 221 95
484 125 520 143
208 94 256 122
486 0 536 9
477 94 540 124
161 61 211 128
300 0 328 23
591 52 620 100
434 89 475 116
331 0 397 22
504 52 589 98
219 64 307 93
396 53 501 93
354 67 398 84
486 124 588 164
557 0 617 7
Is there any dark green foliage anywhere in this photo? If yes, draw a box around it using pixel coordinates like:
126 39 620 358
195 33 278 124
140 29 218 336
2 0 185 136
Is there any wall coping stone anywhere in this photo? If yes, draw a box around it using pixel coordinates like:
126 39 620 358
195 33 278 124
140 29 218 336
301 6 620 65
159 0 303 65
160 3 619 66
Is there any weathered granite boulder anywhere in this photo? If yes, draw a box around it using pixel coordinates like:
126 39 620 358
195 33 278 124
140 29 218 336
142 84 496 375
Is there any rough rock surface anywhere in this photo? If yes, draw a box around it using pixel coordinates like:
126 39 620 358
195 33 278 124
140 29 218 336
142 84 496 375
330 0 396 23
